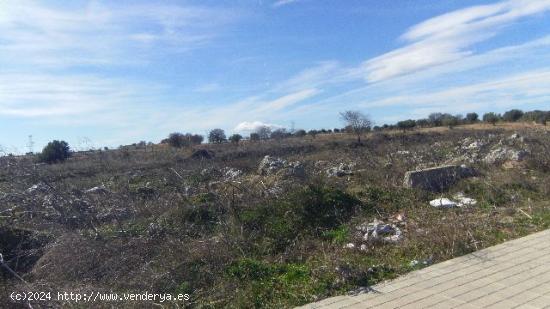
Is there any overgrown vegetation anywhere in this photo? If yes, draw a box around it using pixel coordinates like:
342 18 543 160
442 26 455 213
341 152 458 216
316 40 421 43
1 120 549 308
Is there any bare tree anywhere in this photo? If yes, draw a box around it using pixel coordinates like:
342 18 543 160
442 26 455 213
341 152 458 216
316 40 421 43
339 110 372 143
255 126 272 140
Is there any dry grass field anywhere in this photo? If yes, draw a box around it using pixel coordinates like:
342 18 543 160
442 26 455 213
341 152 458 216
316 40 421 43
1 123 549 308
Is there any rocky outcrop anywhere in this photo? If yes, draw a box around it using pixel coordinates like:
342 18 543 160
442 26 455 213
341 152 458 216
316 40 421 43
258 156 287 175
258 155 305 178
403 164 475 192
326 163 354 177
483 147 528 164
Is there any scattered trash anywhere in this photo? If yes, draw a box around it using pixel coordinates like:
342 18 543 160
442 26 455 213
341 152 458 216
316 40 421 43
430 193 477 208
409 257 433 267
356 219 403 244
429 198 458 208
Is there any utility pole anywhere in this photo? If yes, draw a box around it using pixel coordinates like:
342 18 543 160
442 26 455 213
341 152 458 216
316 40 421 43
27 135 34 154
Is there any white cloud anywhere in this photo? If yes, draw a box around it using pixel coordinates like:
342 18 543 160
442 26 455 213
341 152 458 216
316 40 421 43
234 121 283 133
363 0 550 82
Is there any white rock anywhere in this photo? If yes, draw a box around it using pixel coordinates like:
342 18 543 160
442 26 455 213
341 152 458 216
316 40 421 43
343 243 355 249
326 162 354 177
258 155 287 175
85 185 109 194
453 192 477 207
223 167 243 180
26 183 49 194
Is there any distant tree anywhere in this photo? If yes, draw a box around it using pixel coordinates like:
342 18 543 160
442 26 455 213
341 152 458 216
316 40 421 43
339 110 373 143
502 109 524 122
294 129 307 137
39 140 71 164
397 119 416 132
442 115 459 129
163 133 203 148
465 113 479 123
208 128 226 144
333 128 340 133
522 110 543 123
307 129 318 139
255 126 272 140
536 111 550 126
228 134 243 144
166 133 186 148
249 133 260 141
428 113 444 126
271 128 290 140
415 119 430 128
188 134 204 145
483 112 500 126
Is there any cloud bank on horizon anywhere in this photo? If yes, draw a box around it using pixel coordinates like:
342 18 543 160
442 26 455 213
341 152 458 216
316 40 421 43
1 0 550 152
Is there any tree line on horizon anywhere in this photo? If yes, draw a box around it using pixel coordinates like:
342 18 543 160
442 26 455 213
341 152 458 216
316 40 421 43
17 108 550 164
161 108 549 148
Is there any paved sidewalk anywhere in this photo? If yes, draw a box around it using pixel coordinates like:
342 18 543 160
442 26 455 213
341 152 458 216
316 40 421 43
298 229 550 308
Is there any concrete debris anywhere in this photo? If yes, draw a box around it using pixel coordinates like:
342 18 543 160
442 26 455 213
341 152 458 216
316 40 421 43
403 164 476 192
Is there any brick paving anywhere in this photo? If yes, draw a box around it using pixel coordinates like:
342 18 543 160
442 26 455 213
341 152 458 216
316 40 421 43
298 229 550 309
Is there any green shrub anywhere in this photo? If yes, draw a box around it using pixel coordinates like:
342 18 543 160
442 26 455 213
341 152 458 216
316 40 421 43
226 259 320 307
322 226 349 244
239 185 360 253
228 133 243 144
39 140 70 163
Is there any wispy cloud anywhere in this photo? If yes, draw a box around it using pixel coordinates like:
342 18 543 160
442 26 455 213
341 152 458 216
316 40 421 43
363 0 550 82
0 73 159 117
272 0 302 8
0 1 239 67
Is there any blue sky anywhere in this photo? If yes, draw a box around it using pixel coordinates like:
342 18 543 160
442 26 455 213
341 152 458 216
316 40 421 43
1 0 550 153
